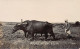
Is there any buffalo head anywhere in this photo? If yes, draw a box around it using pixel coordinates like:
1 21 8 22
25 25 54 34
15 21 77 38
12 23 22 34
12 21 29 34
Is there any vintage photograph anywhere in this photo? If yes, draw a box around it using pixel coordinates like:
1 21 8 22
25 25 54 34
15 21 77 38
0 0 80 49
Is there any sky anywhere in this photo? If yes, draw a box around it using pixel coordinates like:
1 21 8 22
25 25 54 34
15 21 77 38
0 0 80 23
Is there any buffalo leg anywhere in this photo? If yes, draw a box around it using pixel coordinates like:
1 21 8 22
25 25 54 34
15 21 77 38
45 33 48 40
49 30 55 40
41 33 42 36
26 32 29 38
35 33 37 37
24 32 27 38
31 32 34 40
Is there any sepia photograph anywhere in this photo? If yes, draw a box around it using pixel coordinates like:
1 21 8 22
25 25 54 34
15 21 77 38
0 0 80 49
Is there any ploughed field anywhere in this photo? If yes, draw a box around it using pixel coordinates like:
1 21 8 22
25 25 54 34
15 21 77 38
0 22 80 49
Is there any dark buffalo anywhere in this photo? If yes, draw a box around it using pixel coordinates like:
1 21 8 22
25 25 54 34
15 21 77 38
12 20 55 40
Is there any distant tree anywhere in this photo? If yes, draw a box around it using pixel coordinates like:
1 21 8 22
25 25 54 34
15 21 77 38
75 21 80 26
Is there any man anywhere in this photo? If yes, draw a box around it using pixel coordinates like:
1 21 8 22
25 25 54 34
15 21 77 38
64 20 72 38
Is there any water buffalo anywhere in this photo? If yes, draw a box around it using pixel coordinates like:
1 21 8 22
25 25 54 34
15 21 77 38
12 20 55 40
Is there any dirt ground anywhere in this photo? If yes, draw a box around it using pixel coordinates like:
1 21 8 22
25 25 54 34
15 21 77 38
0 23 80 49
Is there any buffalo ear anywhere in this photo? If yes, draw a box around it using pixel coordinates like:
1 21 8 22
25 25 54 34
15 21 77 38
15 23 21 27
17 23 21 25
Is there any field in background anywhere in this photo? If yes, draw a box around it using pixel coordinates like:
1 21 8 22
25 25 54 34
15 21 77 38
0 22 80 49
